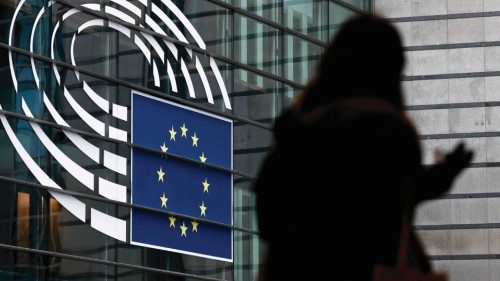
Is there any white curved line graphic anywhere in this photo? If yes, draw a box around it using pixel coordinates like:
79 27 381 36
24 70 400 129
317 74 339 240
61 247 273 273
105 6 135 24
103 150 127 176
160 0 206 49
141 32 165 62
0 107 86 222
21 98 95 191
109 126 128 142
99 177 127 202
153 60 160 87
56 1 221 110
45 91 129 169
195 57 214 104
181 58 195 98
80 3 101 13
70 33 79 80
210 57 231 110
110 0 142 17
164 40 179 60
64 87 106 136
134 34 151 64
62 8 80 21
112 104 128 121
8 0 25 93
144 15 179 59
83 81 110 113
30 7 45 89
78 18 104 34
167 60 178 93
51 21 61 85
151 3 189 45
43 92 101 164
91 208 126 242
109 21 132 38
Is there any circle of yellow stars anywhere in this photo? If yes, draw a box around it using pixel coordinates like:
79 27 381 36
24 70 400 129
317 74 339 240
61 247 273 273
156 123 214 237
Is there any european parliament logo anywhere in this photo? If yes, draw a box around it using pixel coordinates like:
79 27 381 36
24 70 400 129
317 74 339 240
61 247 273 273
131 92 233 261
3 0 233 261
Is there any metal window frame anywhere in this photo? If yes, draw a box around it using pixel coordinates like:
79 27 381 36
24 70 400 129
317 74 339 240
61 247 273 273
0 243 226 281
0 175 259 235
0 106 256 181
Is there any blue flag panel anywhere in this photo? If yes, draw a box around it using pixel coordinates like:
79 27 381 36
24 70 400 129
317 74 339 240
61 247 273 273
130 91 233 261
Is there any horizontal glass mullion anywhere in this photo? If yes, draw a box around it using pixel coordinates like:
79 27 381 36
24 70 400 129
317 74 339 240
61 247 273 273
0 242 228 280
0 175 260 233
283 33 323 85
1 44 277 130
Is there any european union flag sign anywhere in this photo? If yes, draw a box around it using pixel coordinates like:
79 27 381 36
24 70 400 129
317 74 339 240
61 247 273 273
130 91 233 261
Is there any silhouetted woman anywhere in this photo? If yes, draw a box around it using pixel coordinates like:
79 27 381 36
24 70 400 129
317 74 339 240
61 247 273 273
255 14 472 280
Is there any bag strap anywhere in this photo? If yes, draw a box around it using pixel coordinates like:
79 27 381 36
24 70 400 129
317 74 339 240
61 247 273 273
396 217 410 268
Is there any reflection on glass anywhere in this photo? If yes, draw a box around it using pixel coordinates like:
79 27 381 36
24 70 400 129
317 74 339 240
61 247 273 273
284 34 322 85
284 0 328 41
234 230 261 281
235 14 282 76
329 2 357 38
16 192 30 248
234 0 281 23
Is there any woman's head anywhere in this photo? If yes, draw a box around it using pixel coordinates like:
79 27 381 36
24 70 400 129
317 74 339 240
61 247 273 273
300 13 405 112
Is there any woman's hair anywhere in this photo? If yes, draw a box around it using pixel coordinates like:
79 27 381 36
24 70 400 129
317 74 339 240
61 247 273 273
300 13 405 112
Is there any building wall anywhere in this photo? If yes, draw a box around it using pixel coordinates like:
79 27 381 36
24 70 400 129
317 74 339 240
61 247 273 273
375 1 500 280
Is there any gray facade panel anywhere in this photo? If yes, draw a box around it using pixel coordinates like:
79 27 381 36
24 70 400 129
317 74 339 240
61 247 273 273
375 1 500 277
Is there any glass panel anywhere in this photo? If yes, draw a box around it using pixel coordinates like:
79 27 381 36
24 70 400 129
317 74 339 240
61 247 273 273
233 69 282 122
234 183 257 230
0 251 114 281
233 0 281 23
233 231 263 281
283 0 328 42
329 1 357 38
170 0 233 58
234 14 282 76
283 34 322 85
283 84 300 109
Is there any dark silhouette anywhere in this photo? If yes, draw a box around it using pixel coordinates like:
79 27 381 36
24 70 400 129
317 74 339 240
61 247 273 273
255 14 472 280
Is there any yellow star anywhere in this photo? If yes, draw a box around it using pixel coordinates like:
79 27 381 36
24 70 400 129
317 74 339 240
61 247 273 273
199 152 207 164
160 142 168 155
199 201 207 217
191 221 199 232
202 178 210 193
191 133 199 147
157 166 165 182
180 123 188 138
169 126 177 141
160 193 168 208
180 222 188 237
169 216 176 228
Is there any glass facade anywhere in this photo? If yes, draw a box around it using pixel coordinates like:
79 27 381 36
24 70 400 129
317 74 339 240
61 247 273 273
0 0 369 280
